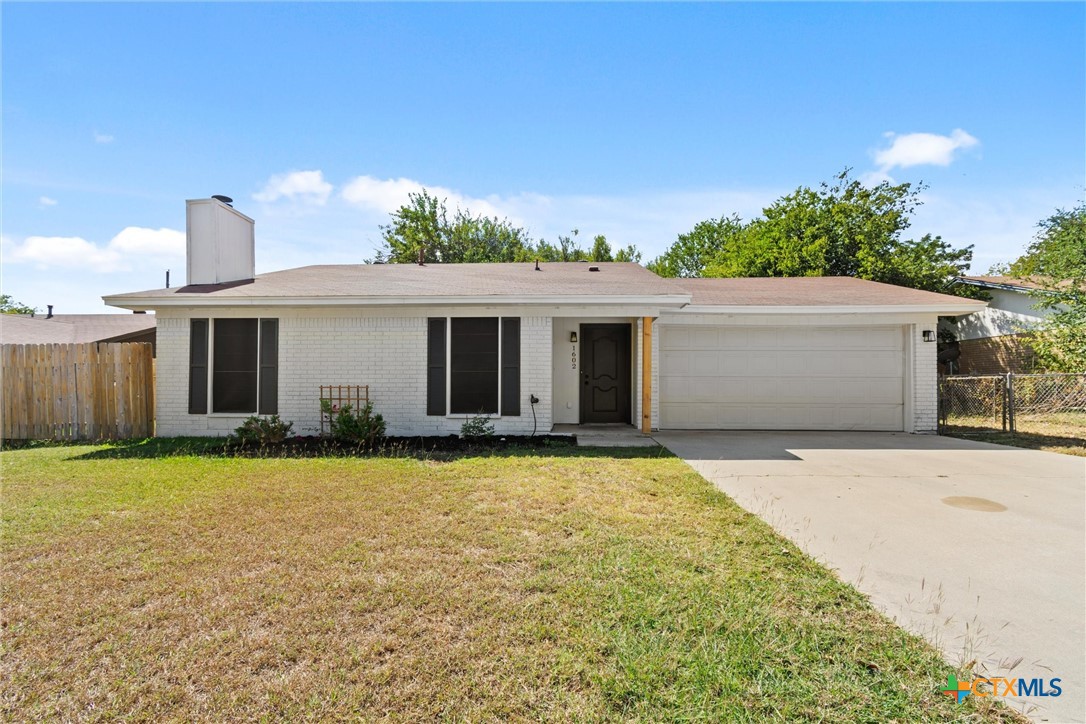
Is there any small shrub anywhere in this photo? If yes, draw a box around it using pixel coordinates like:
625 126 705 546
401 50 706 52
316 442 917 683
233 415 294 444
321 399 387 444
460 413 496 439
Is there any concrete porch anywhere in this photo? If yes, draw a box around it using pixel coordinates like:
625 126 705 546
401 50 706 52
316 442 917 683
551 423 659 447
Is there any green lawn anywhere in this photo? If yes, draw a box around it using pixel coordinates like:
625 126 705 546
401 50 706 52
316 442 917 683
1 443 1018 721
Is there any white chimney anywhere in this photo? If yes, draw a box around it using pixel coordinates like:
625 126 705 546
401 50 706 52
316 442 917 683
186 197 255 285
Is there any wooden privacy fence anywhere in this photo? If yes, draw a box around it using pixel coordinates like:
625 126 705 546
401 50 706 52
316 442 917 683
2 343 155 440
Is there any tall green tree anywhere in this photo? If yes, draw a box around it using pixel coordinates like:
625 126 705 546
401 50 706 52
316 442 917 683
376 189 533 263
0 294 36 315
648 170 977 296
375 191 643 265
1008 203 1086 371
647 215 744 278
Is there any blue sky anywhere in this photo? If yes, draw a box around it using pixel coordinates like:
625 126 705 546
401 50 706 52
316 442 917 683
3 2 1083 313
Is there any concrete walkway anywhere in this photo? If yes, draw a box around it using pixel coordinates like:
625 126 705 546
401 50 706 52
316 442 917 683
654 431 1085 723
552 424 660 447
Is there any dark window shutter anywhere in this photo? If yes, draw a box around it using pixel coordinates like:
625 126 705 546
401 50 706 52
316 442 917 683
427 318 446 416
258 319 278 415
501 318 520 416
189 319 209 414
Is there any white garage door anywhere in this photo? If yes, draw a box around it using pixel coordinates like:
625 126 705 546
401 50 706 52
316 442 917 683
659 325 905 431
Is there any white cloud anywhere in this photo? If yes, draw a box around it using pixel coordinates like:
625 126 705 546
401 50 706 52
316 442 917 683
873 129 979 173
38 196 58 208
93 131 114 144
4 227 184 273
253 170 333 206
340 175 507 219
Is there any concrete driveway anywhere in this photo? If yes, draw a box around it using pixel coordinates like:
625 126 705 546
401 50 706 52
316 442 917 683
654 431 1085 723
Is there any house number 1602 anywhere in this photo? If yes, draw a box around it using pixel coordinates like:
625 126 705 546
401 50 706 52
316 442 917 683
571 344 577 370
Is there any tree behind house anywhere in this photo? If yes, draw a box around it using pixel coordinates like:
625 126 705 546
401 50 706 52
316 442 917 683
647 170 979 298
1008 203 1086 372
375 190 642 264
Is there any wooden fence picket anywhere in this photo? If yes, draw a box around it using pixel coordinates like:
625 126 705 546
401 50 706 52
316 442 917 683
1 343 155 441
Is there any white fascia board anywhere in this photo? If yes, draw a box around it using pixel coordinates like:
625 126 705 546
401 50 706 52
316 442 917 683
102 293 692 312
672 302 988 316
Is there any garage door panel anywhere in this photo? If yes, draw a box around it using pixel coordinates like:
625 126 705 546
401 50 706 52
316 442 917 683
659 325 905 431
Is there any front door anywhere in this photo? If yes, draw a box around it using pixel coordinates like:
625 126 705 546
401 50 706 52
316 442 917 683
580 324 631 424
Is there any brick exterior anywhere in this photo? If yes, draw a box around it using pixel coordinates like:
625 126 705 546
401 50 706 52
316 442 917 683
955 334 1038 375
910 318 939 433
155 310 552 437
155 309 943 436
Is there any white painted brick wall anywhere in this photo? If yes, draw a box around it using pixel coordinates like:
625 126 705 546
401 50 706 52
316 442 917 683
155 311 552 437
911 317 939 432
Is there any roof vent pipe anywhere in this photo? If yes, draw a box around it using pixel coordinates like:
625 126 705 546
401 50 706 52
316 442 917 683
46 304 54 319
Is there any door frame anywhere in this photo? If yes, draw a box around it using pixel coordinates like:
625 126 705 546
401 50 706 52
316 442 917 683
579 323 633 424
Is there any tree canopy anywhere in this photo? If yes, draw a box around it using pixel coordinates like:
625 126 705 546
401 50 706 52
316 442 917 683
647 170 978 297
0 294 36 315
374 189 640 265
1008 203 1086 371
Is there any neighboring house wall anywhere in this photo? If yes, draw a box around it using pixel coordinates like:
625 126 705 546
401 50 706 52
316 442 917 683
942 289 1045 342
957 334 1038 375
155 308 553 437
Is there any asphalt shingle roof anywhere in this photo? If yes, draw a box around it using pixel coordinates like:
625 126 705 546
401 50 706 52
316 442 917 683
106 262 688 300
676 276 983 307
0 314 156 345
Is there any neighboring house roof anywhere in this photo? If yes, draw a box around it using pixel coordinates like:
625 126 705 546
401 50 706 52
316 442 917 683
103 262 984 315
958 275 1059 292
0 313 156 345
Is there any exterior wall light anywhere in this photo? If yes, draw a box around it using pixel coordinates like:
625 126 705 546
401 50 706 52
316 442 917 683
922 330 936 343
570 331 578 343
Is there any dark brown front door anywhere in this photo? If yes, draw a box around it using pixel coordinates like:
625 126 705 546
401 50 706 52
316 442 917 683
580 324 631 424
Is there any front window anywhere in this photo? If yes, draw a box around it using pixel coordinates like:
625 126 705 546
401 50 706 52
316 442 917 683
213 318 259 413
450 318 500 414
189 318 278 415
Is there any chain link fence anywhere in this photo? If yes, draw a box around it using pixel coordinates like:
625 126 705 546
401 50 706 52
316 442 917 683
939 373 1086 436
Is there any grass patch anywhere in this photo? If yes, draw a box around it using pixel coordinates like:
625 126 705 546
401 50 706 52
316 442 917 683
942 412 1086 457
1 445 1019 721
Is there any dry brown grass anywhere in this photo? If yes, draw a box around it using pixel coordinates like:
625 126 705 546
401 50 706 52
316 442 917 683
943 410 1086 456
1 446 1021 721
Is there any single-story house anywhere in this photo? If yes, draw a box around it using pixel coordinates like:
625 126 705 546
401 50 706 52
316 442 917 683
939 275 1053 374
1 310 156 350
104 197 985 437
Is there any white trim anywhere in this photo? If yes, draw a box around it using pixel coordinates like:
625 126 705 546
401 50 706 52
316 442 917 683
673 303 986 315
903 324 915 433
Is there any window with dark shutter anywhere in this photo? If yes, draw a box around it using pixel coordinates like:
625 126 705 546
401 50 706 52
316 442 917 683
189 319 209 414
212 318 258 413
501 318 520 416
450 317 499 414
258 319 278 414
427 318 447 416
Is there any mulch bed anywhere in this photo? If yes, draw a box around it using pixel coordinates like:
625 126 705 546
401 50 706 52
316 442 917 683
223 434 578 458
